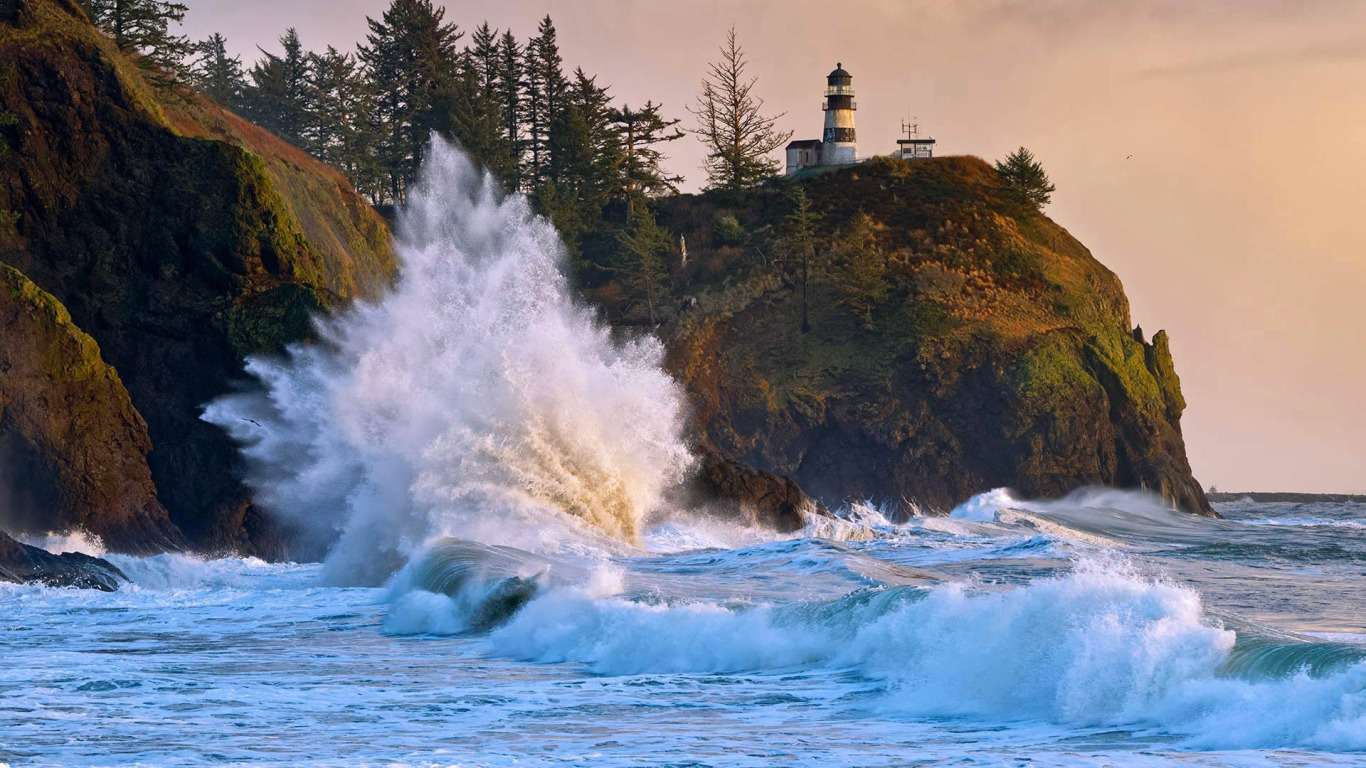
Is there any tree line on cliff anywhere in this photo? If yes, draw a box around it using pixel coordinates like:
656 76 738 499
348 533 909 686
74 0 1055 332
77 1 800 245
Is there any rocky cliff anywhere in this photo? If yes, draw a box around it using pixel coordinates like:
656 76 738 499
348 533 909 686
0 0 1210 561
589 156 1211 517
0 263 182 551
0 0 396 555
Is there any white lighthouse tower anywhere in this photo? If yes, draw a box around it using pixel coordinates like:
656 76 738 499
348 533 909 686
822 63 857 165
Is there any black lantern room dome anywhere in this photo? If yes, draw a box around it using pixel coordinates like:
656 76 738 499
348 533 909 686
828 63 851 84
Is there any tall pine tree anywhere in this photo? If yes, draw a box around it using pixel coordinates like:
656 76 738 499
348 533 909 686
689 27 791 191
358 0 463 203
81 0 191 87
524 16 566 188
609 101 684 213
469 23 500 101
306 46 382 198
433 48 516 188
189 33 246 110
780 186 823 334
494 30 525 189
244 29 312 148
551 70 617 209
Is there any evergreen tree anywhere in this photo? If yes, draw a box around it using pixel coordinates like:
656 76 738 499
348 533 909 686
189 33 246 110
494 30 525 188
306 46 381 196
433 49 517 188
525 15 567 187
609 100 684 213
358 0 463 203
830 213 890 330
244 29 312 147
688 28 791 191
470 23 500 101
81 0 191 87
780 186 823 334
996 147 1056 210
548 69 618 220
616 205 673 325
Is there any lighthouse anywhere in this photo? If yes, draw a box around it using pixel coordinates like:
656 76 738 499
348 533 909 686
785 62 873 175
822 63 857 165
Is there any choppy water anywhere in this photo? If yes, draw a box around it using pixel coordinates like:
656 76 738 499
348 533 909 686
9 144 1362 766
4 493 1366 767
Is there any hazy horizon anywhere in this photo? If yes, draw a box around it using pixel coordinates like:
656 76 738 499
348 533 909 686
182 0 1366 494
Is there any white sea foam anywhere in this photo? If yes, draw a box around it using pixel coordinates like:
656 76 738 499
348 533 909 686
203 139 694 585
104 552 282 591
21 529 107 557
950 487 1021 522
381 552 1366 751
1240 517 1366 529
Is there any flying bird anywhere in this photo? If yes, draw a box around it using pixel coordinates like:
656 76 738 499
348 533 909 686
241 418 262 427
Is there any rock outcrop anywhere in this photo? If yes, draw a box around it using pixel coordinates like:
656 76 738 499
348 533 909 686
0 0 396 555
690 449 824 532
590 156 1212 517
0 263 183 552
0 530 127 591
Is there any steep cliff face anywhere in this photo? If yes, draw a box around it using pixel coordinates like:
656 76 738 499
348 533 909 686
0 0 396 554
0 263 182 551
595 156 1211 516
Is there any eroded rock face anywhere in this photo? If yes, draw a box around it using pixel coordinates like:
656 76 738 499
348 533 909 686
0 530 127 591
690 449 824 532
0 263 183 552
0 0 396 555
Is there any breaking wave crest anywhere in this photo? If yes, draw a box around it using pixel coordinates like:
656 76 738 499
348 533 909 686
204 140 693 585
385 545 1366 751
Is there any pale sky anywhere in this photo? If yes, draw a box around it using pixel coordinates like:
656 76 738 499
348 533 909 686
183 0 1366 494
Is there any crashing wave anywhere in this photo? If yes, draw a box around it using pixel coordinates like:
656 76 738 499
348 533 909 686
204 139 694 585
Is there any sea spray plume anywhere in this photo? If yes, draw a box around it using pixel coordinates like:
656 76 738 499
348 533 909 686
204 139 694 584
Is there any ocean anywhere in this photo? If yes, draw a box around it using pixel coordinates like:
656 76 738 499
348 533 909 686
5 142 1362 767
4 494 1365 767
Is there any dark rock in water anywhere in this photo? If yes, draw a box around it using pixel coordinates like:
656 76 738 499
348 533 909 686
580 156 1213 517
0 530 127 591
692 449 823 532
0 263 184 553
0 0 396 557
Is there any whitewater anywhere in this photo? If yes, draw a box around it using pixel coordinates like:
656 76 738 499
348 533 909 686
4 142 1365 767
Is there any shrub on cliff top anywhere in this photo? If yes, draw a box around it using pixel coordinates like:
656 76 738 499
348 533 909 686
996 147 1055 211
